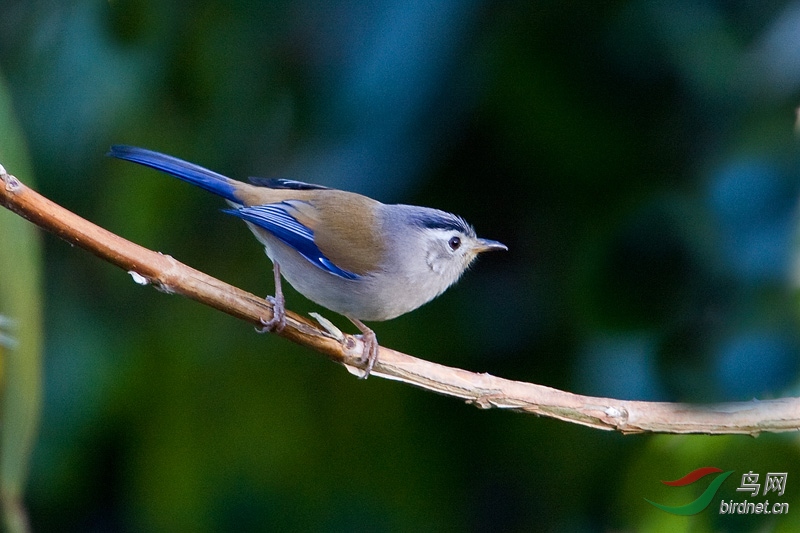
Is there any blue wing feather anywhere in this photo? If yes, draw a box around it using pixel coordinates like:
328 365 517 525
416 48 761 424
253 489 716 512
224 204 361 280
248 177 330 190
108 145 240 202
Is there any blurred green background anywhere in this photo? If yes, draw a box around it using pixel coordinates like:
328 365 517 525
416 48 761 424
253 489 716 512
1 0 800 531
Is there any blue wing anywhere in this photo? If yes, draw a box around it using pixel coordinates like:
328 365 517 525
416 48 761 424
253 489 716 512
224 203 361 280
108 145 240 202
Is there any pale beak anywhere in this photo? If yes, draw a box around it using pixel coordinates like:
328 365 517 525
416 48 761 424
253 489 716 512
475 238 508 253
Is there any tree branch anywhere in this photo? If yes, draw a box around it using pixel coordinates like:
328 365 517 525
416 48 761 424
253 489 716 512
1 163 798 435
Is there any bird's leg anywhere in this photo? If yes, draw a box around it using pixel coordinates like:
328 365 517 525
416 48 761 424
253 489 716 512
347 317 379 378
258 261 286 333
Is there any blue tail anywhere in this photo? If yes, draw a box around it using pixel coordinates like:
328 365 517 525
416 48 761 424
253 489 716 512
107 145 239 202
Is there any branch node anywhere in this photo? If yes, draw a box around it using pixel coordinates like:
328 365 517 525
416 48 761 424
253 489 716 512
469 394 502 410
128 271 150 286
153 282 177 295
343 335 359 354
3 172 21 192
309 312 345 342
604 405 629 428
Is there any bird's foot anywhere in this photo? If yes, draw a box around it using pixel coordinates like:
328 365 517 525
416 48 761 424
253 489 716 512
257 261 286 333
348 317 379 379
358 330 379 379
257 293 286 333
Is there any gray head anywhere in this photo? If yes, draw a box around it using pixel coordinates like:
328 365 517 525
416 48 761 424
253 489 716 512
382 205 507 297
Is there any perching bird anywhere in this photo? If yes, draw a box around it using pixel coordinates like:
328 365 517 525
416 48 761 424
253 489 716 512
108 145 507 376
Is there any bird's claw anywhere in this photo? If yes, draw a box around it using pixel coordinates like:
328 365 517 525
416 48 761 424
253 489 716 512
257 294 286 333
353 326 379 379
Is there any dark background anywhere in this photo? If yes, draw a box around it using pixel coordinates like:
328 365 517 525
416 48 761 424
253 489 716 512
1 0 799 530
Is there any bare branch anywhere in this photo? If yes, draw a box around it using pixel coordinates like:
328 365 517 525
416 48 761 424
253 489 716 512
1 165 798 435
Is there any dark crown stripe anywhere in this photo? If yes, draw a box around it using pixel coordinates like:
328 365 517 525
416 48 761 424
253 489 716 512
410 212 474 236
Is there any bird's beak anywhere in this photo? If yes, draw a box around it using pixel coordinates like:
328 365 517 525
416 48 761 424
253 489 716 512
475 238 508 253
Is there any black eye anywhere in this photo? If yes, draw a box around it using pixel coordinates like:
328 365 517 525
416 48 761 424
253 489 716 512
448 236 461 251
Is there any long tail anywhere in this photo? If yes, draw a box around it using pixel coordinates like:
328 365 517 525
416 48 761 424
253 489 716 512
107 145 239 202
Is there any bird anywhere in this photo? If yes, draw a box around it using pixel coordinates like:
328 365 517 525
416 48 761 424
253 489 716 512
108 145 507 377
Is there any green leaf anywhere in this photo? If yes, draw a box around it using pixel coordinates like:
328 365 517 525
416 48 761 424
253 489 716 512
0 70 42 533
